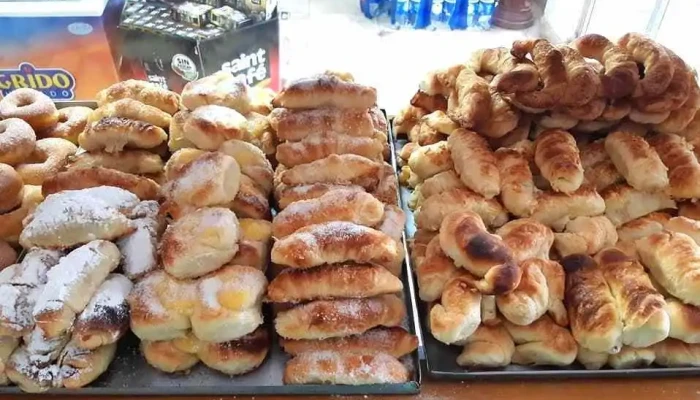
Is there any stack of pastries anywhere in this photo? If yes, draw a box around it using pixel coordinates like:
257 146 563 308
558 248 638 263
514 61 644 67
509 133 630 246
0 186 159 392
400 33 700 370
266 71 418 385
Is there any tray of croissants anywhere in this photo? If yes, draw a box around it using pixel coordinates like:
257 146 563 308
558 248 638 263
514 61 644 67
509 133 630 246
396 32 700 379
0 70 421 394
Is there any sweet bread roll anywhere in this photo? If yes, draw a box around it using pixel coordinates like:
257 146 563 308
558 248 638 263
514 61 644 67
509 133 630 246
456 324 514 368
602 183 676 227
617 33 673 98
495 148 537 217
421 110 459 135
272 73 377 109
274 183 365 210
504 315 577 366
665 298 700 343
410 91 448 115
72 274 133 350
42 166 160 201
129 272 197 343
270 221 400 274
604 130 668 191
534 129 583 194
583 159 624 191
219 139 274 195
275 295 405 340
230 219 272 271
191 265 266 343
6 347 58 392
394 105 428 135
280 154 382 190
88 98 171 128
530 185 606 231
283 351 409 385
648 133 700 199
59 342 117 389
79 117 167 153
160 207 239 279
553 216 618 257
375 205 405 243
416 236 467 302
140 339 199 373
117 212 160 280
410 229 436 268
97 79 180 114
636 230 700 307
429 276 481 345
496 219 554 263
665 216 700 245
496 259 549 326
447 129 500 199
447 68 491 128
19 187 137 249
581 345 656 370
407 140 453 181
229 174 271 220
595 248 669 348
508 39 568 112
417 170 466 204
272 190 384 239
67 150 164 175
571 34 638 99
562 254 623 353
197 327 269 375
616 212 671 243
536 259 568 326
33 240 120 338
267 264 402 303
653 339 700 367
439 211 521 295
280 327 417 358
168 110 196 152
416 187 508 231
372 163 399 205
180 71 250 113
22 326 70 363
268 108 374 142
163 151 241 208
181 105 247 150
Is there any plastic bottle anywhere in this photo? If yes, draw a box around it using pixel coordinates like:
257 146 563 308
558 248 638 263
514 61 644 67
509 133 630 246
431 0 444 28
443 0 460 29
392 0 410 27
466 0 479 29
360 0 382 19
478 0 495 29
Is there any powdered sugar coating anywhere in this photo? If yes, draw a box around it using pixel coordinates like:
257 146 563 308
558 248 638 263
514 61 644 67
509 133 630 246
0 284 38 335
22 327 69 364
77 274 132 326
286 351 408 384
197 266 267 311
7 347 61 390
117 218 158 279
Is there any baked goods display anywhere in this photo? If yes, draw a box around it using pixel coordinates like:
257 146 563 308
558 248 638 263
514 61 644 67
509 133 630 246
399 32 700 371
268 71 417 385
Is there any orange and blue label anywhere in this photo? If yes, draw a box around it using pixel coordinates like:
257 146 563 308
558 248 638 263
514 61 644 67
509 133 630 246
0 63 77 100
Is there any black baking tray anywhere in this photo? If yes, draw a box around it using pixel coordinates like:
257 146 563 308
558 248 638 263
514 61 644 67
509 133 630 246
0 106 421 395
392 128 700 381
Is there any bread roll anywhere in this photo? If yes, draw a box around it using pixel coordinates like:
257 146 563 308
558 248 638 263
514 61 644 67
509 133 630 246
276 134 384 167
679 201 700 220
116 214 160 281
79 117 168 152
554 216 618 257
228 174 270 220
6 347 58 392
417 170 466 203
537 259 568 326
268 108 374 142
275 295 405 340
182 105 247 150
371 163 399 205
649 133 700 199
272 74 377 109
33 241 120 338
160 207 239 279
41 167 160 201
197 327 269 375
416 187 508 231
534 129 584 193
429 277 482 345
267 264 402 303
447 129 500 198
23 327 69 363
163 151 241 208
608 346 656 369
665 216 700 245
562 254 623 353
407 140 453 181
576 345 609 370
280 154 382 190
602 183 676 227
636 230 700 307
140 339 199 373
496 259 549 326
416 236 467 302
59 342 117 389
456 324 515 368
270 222 401 274
180 70 250 112
219 139 274 195
272 190 385 239
495 148 537 217
595 248 669 348
439 211 521 295
504 315 578 366
665 298 700 343
274 183 366 210
280 327 417 359
72 274 133 350
229 219 272 271
604 130 668 191
530 185 606 231
653 339 700 367
283 351 409 385
496 219 554 263
616 212 671 243
375 205 406 243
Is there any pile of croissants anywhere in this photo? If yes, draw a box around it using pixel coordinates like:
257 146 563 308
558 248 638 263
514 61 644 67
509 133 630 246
398 32 700 370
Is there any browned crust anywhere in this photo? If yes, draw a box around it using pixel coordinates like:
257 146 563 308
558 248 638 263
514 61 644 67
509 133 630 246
42 166 161 200
280 327 417 358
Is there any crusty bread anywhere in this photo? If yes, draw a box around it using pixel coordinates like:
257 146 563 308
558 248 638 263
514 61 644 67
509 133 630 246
456 324 515 368
534 129 584 194
602 183 676 227
447 129 500 198
653 339 700 367
496 259 549 326
496 219 554 263
554 216 618 257
530 185 606 231
268 108 374 142
280 154 382 190
163 151 241 208
283 351 409 385
604 130 668 191
416 236 468 302
649 133 700 199
59 342 117 389
416 187 508 231
272 190 385 238
636 230 700 307
665 298 700 343
439 211 521 295
562 254 623 353
160 207 239 279
430 276 482 345
275 295 405 340
270 221 401 275
272 73 377 109
42 166 160 201
495 148 537 217
267 264 402 303
280 327 417 358
504 315 578 366
407 140 453 181
33 241 120 338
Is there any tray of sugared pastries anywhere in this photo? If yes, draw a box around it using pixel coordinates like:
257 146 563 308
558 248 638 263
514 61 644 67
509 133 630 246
395 32 700 378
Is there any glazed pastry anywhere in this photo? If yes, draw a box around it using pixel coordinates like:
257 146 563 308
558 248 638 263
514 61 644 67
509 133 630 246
495 148 537 217
430 276 482 345
496 218 554 263
415 187 508 231
272 73 377 109
602 183 676 227
604 130 668 192
447 129 500 198
648 133 700 199
534 129 583 194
